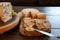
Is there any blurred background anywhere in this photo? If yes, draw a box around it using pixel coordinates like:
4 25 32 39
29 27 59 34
0 0 60 6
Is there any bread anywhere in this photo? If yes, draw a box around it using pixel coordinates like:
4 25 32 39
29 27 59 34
21 8 39 18
21 8 31 18
19 19 51 36
0 2 12 22
30 8 39 18
0 12 19 34
23 18 35 31
35 19 51 30
37 13 46 19
34 19 46 29
19 8 51 36
19 18 51 36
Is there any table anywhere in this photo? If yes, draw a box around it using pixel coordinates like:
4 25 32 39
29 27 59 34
0 6 60 40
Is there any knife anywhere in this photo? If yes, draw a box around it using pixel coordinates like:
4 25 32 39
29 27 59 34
33 28 60 39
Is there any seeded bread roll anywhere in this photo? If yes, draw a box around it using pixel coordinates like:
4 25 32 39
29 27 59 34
0 2 13 22
30 8 39 18
21 8 31 18
21 8 39 18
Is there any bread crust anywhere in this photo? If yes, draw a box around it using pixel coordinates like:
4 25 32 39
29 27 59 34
0 5 4 22
37 13 46 19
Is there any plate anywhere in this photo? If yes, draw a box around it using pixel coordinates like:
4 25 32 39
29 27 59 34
0 12 20 34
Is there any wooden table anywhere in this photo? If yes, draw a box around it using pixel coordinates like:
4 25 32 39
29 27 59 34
0 6 60 40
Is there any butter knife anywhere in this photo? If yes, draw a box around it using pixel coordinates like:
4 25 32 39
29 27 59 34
33 28 60 39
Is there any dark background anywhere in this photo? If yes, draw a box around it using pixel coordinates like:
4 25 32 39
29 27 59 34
0 0 60 6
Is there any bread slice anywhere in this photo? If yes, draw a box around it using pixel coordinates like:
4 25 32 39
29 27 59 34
35 19 51 30
0 2 12 22
34 19 46 30
23 18 35 31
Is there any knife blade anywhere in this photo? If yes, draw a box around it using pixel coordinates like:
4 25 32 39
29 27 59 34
33 28 60 39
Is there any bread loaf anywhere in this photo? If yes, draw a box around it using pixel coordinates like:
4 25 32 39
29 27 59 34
19 8 51 36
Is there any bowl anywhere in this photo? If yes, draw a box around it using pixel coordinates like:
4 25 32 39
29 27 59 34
0 13 20 34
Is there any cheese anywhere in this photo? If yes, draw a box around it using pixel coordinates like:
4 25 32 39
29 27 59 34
0 2 12 22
